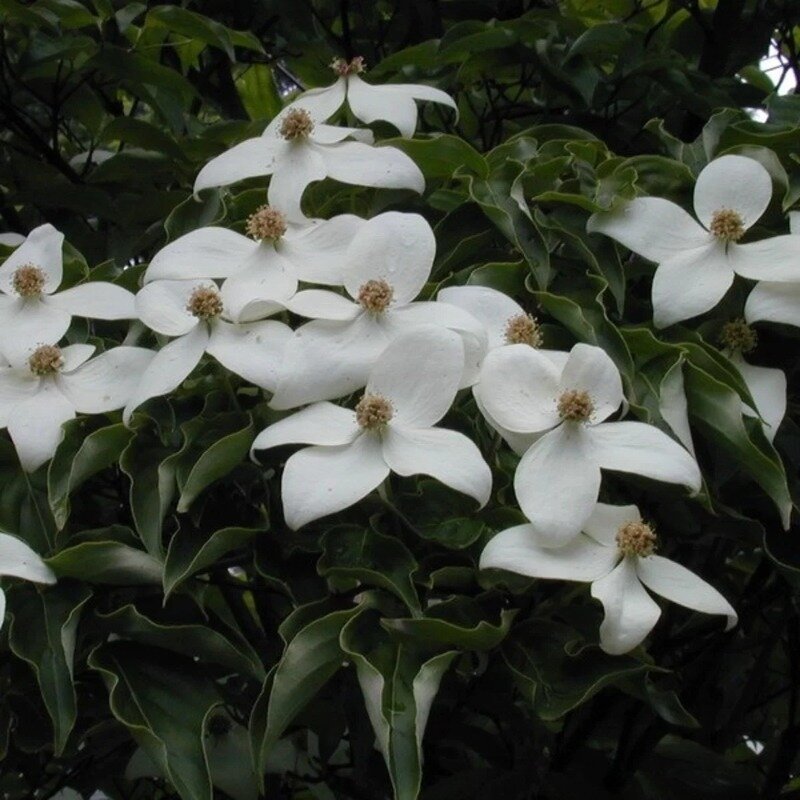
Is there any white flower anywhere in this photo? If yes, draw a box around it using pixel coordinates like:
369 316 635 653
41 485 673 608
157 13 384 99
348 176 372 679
269 213 486 409
193 109 424 224
124 280 291 423
0 233 24 247
437 284 569 453
588 155 800 327
144 211 366 316
252 326 492 530
0 224 136 363
476 343 701 546
0 343 154 471
282 56 457 138
480 502 737 655
744 210 800 329
0 531 56 627
719 320 786 443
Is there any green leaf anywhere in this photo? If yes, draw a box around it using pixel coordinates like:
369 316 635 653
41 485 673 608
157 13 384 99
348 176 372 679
502 619 656 720
89 641 220 800
8 581 92 754
176 416 254 512
684 363 792 528
318 526 421 615
96 604 264 680
340 610 457 800
164 189 225 242
47 540 163 584
236 64 282 121
250 600 366 779
382 597 516 650
387 135 487 180
164 525 263 597
47 420 133 530
119 430 177 557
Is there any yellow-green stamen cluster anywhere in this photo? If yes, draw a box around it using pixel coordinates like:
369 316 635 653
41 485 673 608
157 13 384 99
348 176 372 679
720 319 757 354
279 108 314 141
709 208 745 242
355 394 393 430
28 344 63 376
186 286 223 320
12 264 46 298
557 389 594 422
616 520 658 558
245 205 287 242
504 313 543 347
357 279 393 314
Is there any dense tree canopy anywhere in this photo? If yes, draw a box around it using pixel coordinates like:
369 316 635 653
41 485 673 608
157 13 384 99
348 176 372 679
1 1 800 798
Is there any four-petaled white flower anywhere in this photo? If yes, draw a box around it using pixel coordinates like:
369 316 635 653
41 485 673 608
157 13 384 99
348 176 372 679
144 210 366 322
0 531 56 628
588 155 800 328
283 55 458 138
480 502 737 654
745 210 800 329
252 326 492 530
0 343 154 471
124 280 291 423
476 343 701 546
194 108 424 224
0 224 136 363
269 212 486 409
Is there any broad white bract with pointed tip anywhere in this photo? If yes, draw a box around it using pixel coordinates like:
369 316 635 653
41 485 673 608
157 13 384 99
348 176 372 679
480 502 737 654
252 327 492 530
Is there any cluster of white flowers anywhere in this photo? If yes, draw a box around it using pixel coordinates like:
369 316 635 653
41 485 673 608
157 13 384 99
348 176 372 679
4 61 794 653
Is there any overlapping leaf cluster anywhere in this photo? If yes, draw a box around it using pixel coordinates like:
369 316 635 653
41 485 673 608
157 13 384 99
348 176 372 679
1 2 800 799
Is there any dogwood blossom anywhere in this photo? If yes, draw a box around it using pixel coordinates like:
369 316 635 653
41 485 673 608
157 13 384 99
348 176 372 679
124 280 291 422
480 502 737 654
437 284 569 453
0 224 136 363
476 343 701 546
719 320 786 442
744 211 800 329
0 343 154 471
0 531 56 627
252 327 492 530
193 109 424 223
588 155 800 327
269 213 486 409
280 56 457 138
144 210 364 295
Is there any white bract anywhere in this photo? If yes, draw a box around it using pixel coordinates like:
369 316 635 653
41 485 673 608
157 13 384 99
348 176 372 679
0 343 154 471
125 280 291 423
282 56 458 138
437 284 569 453
193 108 424 224
744 210 800 329
252 327 492 530
719 320 786 443
480 502 737 654
269 212 486 409
144 211 366 316
0 531 56 628
0 224 136 363
476 342 701 546
588 155 800 327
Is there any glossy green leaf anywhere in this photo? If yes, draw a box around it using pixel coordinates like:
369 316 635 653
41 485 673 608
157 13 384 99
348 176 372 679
47 541 163 584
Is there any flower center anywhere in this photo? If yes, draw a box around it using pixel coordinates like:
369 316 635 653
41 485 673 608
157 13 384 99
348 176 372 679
245 205 287 242
357 279 394 314
330 56 366 76
186 286 223 320
504 313 543 347
279 108 314 141
28 344 63 376
719 318 757 354
709 208 745 242
557 389 594 422
12 264 46 298
355 393 393 430
616 520 658 558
